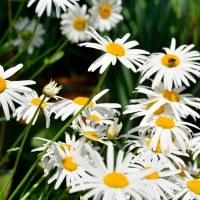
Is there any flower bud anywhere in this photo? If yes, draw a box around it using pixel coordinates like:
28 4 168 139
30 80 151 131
106 118 122 139
21 30 32 41
43 80 62 98
80 196 88 200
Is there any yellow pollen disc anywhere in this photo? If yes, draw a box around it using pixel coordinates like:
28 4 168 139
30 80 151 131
84 131 99 140
73 17 86 31
162 90 180 102
161 54 180 68
106 43 125 57
146 139 162 153
147 102 164 114
99 4 112 19
187 179 200 195
90 114 101 122
174 165 186 177
144 166 159 180
31 98 47 107
62 156 78 171
60 144 71 152
0 77 6 93
104 172 129 188
155 116 175 129
73 97 94 107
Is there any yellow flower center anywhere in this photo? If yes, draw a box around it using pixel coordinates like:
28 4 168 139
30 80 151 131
73 17 86 31
62 156 78 171
174 165 186 177
144 166 159 180
60 144 71 152
187 179 200 195
0 77 6 93
161 54 180 68
99 4 112 19
106 43 125 57
146 139 162 153
162 90 180 102
147 102 164 114
90 114 101 122
73 97 94 107
155 116 175 129
31 98 47 108
84 131 99 140
104 172 129 188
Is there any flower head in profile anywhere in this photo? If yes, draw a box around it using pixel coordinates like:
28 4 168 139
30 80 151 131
79 27 149 74
89 0 123 32
27 0 78 18
105 118 122 139
11 17 45 54
140 38 200 91
43 80 62 98
0 64 35 120
60 4 91 43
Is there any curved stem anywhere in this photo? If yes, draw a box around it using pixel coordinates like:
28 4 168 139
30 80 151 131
57 186 71 200
3 17 40 68
0 95 46 197
8 65 110 200
43 183 55 200
0 0 25 45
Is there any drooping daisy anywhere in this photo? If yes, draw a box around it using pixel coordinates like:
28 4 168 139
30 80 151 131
127 115 198 155
13 90 55 128
175 174 200 200
130 153 181 200
0 64 35 120
51 89 121 121
135 82 200 121
70 143 158 200
89 0 123 32
11 17 45 54
79 27 149 74
60 4 91 43
140 38 200 91
27 0 78 17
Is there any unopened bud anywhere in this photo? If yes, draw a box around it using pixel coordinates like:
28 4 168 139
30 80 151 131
43 80 62 98
21 29 32 41
80 196 88 200
106 119 122 139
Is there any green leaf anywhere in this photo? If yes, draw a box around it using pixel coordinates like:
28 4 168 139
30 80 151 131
49 51 64 64
7 147 21 152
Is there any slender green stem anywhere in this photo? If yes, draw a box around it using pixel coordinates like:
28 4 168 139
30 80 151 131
0 95 46 198
0 0 25 45
8 65 110 200
19 170 39 198
99 144 107 155
43 183 55 200
3 17 40 67
20 174 46 200
75 191 82 200
29 38 68 80
57 186 71 200
72 130 77 136
195 171 200 179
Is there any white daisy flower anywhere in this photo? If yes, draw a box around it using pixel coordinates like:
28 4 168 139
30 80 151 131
0 64 35 120
70 143 158 200
51 89 121 121
140 38 200 91
127 115 199 156
130 153 181 200
175 174 200 200
79 27 149 74
11 17 45 54
189 132 200 159
135 82 200 121
13 90 55 128
60 4 91 43
27 0 78 18
89 0 123 32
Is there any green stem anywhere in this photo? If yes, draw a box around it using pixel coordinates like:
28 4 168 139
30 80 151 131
8 64 110 200
3 17 40 68
20 174 46 200
75 191 82 200
0 0 25 45
19 170 39 199
43 183 55 200
57 186 71 200
29 38 68 80
195 171 200 179
0 95 46 198
100 139 110 155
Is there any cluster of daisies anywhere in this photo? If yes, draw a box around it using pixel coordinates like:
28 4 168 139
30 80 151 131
11 0 123 53
26 28 200 200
